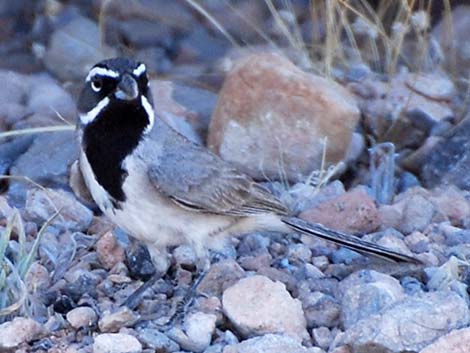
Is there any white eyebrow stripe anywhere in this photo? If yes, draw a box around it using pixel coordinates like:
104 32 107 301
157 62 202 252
141 95 155 134
79 97 110 125
86 67 119 82
133 63 146 77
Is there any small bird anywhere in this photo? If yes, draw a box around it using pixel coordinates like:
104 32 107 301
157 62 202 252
73 57 419 275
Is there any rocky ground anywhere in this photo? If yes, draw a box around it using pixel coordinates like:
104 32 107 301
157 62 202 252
1 1 470 353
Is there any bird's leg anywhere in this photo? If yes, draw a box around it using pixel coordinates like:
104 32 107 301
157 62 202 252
165 251 224 325
123 272 161 310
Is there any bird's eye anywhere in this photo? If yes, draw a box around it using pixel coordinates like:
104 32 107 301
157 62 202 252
91 78 102 92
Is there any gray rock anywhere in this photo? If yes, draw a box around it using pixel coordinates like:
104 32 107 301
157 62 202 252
0 317 43 350
25 189 93 232
301 291 341 328
24 187 93 232
44 16 115 81
339 270 406 329
312 327 332 350
198 259 245 297
421 118 470 190
9 131 79 205
66 306 97 329
137 328 180 351
93 333 142 353
337 291 470 353
223 334 323 353
398 193 435 234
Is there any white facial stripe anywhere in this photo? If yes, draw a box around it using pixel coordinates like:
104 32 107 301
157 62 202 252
133 63 146 77
86 67 119 82
141 96 155 134
79 97 110 125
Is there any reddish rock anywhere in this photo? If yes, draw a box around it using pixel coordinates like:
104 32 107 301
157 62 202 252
96 231 125 270
208 52 360 182
300 188 380 234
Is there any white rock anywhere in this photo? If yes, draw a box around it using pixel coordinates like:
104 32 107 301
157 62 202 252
66 306 97 329
223 334 323 353
0 317 43 350
93 333 142 353
222 275 308 342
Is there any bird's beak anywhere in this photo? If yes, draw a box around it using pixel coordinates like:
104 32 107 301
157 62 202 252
115 73 139 101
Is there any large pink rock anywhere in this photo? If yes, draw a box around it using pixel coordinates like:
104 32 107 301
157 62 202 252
208 53 360 182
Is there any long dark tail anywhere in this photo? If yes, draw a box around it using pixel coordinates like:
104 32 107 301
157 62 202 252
281 217 421 264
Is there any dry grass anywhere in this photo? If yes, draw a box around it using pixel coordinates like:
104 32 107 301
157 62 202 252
0 210 60 322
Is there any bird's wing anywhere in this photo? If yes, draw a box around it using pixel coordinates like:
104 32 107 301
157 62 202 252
146 139 288 217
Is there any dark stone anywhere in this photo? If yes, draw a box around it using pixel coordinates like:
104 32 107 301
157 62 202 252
8 131 79 205
125 243 156 281
63 273 99 302
421 118 470 190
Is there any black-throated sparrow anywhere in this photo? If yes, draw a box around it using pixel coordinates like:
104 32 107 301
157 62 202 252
73 57 419 275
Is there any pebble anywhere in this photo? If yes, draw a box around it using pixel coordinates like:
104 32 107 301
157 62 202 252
0 317 43 350
98 307 140 332
66 306 97 329
339 270 406 329
312 327 332 350
137 328 180 352
300 188 380 234
222 275 308 342
223 334 323 353
420 327 470 353
208 52 360 182
167 312 217 352
198 259 245 297
421 118 470 190
96 231 126 270
93 333 142 353
337 291 470 352
44 16 115 81
301 291 341 328
24 187 93 232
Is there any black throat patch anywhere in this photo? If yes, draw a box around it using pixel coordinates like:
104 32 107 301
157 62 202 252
82 99 149 203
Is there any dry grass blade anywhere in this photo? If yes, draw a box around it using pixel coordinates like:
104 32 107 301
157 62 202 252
183 0 239 47
0 125 75 140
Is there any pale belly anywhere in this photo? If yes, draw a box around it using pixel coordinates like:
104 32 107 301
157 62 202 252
79 151 237 257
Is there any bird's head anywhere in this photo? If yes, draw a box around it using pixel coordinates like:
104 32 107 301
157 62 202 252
77 57 154 134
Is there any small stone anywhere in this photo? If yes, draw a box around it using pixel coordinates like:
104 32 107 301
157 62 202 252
173 244 197 268
301 291 341 328
96 231 125 270
312 327 332 350
93 333 142 353
24 187 93 232
98 307 140 332
339 270 406 329
420 327 470 353
337 291 470 352
405 73 455 101
421 118 470 190
125 243 156 281
222 275 308 342
198 259 245 297
223 334 323 353
167 312 216 353
397 193 435 234
66 306 97 329
300 188 380 234
137 328 180 351
0 317 43 350
287 244 312 266
312 256 329 271
44 16 115 81
208 52 360 182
